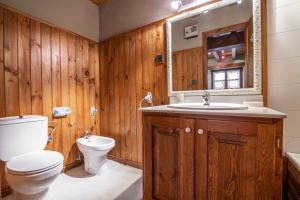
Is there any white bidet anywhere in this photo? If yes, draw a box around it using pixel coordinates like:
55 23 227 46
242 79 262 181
77 135 115 174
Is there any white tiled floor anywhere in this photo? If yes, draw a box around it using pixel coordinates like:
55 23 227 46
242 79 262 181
4 160 143 200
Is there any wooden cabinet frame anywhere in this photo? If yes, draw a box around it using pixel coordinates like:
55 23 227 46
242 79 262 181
143 112 283 200
143 116 195 199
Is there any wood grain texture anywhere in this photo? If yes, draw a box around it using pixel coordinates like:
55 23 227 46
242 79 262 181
51 27 62 153
245 17 254 88
172 47 204 91
4 10 19 116
41 23 53 150
143 114 283 200
0 7 99 196
94 43 100 135
99 4 268 167
60 30 70 164
256 123 276 199
67 33 78 165
30 19 42 115
143 116 194 200
285 159 300 200
89 0 106 5
275 120 283 200
99 22 169 167
261 0 268 106
195 120 208 200
18 14 31 115
0 8 4 117
208 132 257 200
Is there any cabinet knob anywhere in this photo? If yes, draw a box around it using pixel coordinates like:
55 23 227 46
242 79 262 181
197 129 204 135
185 127 191 133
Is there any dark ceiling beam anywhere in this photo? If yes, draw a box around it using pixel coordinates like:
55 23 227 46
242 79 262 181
90 0 106 6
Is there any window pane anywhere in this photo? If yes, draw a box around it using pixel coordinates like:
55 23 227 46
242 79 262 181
214 71 225 81
214 81 225 89
227 70 240 80
228 80 240 89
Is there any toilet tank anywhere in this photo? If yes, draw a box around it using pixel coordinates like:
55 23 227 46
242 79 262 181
0 115 48 161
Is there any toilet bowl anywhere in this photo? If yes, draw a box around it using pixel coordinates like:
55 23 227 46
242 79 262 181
0 115 64 200
6 150 64 199
77 135 115 174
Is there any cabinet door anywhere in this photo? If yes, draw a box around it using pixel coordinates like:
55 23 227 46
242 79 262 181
195 120 208 200
143 116 194 200
207 132 257 200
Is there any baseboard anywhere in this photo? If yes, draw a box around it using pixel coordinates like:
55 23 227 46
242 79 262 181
64 160 83 172
1 186 11 198
108 155 143 169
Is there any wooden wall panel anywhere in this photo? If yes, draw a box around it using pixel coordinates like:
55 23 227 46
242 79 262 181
0 8 4 117
94 43 100 135
41 24 53 150
30 20 42 115
4 10 19 116
135 29 143 163
113 38 120 158
0 7 100 196
51 28 62 153
60 30 70 164
67 33 78 165
99 22 169 167
124 35 131 160
82 40 90 132
89 42 96 132
18 15 31 115
172 47 204 91
75 37 84 137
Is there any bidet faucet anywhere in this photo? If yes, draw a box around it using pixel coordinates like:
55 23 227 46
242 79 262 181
84 130 92 139
202 91 210 106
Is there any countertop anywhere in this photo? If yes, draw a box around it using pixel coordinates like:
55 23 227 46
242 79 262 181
286 152 300 172
139 105 287 119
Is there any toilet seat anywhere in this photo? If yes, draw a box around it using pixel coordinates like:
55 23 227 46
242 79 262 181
6 150 64 175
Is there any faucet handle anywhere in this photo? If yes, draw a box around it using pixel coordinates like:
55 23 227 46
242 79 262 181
202 91 210 105
203 90 209 96
84 130 92 138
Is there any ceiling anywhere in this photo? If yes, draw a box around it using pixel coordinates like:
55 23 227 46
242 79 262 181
90 0 106 5
182 0 196 4
91 0 196 6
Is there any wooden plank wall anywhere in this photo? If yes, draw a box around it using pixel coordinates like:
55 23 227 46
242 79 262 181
172 47 204 91
99 22 169 168
0 7 100 195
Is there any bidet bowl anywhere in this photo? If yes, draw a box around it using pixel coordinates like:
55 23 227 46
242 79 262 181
77 135 115 174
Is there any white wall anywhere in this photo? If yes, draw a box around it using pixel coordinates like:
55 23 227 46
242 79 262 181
268 0 300 153
99 0 176 41
0 0 100 41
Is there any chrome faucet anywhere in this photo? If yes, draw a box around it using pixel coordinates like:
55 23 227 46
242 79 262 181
84 130 92 139
202 91 210 106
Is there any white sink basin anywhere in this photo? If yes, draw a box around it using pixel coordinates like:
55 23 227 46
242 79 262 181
167 103 248 110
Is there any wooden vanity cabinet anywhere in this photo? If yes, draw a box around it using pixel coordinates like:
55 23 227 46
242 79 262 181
143 117 195 199
143 114 283 200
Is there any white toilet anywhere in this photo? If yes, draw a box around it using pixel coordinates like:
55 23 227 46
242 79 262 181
0 116 64 200
77 135 115 174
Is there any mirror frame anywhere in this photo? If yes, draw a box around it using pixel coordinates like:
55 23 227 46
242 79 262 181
166 0 262 96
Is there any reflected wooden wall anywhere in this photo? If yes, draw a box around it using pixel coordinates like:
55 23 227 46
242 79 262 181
0 7 100 196
172 47 204 91
99 22 169 168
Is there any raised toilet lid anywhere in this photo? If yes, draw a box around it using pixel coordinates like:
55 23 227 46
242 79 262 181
6 150 64 175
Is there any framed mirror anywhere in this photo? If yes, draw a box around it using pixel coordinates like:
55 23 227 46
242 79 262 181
166 0 262 96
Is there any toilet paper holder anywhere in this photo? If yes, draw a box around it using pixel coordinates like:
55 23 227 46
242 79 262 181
52 107 71 118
